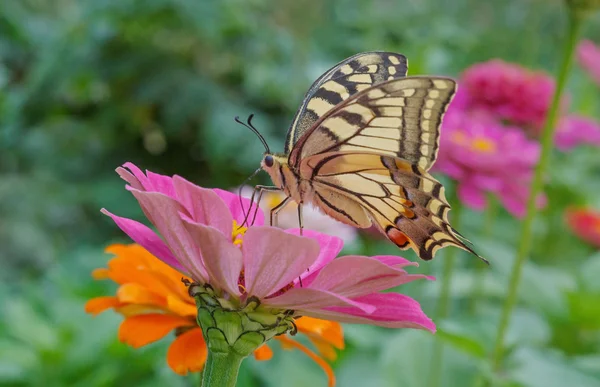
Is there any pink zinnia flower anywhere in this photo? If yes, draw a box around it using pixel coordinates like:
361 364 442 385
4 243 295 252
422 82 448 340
434 109 542 217
577 39 600 85
461 59 556 129
102 162 434 330
555 115 600 151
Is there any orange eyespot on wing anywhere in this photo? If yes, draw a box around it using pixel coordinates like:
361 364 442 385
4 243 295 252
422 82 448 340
386 228 411 249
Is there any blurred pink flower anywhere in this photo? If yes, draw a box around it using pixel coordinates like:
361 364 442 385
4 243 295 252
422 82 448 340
102 163 435 330
434 110 543 217
577 39 600 85
555 115 600 151
240 186 358 245
461 59 556 129
566 207 600 249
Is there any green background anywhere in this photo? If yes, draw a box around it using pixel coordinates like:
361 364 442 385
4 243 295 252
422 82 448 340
1 1 600 386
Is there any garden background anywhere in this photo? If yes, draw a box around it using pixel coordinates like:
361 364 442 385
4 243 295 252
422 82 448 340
2 1 600 386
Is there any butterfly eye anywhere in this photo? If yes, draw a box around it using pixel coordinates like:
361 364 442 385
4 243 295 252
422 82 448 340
264 155 274 167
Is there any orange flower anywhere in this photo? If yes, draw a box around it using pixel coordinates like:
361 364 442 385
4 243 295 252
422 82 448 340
85 244 344 386
566 207 600 249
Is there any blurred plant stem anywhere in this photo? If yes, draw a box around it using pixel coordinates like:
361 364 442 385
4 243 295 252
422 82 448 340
428 200 463 387
201 349 243 387
469 195 498 314
490 8 584 372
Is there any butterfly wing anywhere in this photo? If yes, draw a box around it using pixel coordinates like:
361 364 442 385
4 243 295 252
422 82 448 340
290 76 456 172
284 52 408 154
300 152 483 261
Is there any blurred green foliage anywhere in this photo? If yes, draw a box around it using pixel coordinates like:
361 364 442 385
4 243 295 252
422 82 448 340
1 0 600 386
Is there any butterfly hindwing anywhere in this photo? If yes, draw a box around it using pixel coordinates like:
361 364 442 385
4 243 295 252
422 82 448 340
285 52 408 153
290 76 456 172
300 152 481 261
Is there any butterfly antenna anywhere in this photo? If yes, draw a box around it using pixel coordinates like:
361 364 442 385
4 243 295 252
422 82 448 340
234 114 271 154
237 167 263 229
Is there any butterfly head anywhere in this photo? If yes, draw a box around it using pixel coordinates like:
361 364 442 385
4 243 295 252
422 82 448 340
260 153 289 190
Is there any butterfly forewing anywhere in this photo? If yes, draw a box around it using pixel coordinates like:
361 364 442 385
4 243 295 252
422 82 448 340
285 52 408 153
291 76 456 172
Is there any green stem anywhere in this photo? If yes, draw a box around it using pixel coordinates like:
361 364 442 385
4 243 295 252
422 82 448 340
201 350 245 387
428 201 463 387
469 195 498 314
490 10 583 371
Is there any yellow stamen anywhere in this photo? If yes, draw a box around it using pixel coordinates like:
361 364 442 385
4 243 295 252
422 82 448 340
451 132 496 153
231 220 248 246
471 138 496 153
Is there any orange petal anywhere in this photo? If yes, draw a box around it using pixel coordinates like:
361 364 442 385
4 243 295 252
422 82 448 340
308 337 338 361
276 336 336 387
297 318 344 349
253 344 273 361
167 328 208 375
118 314 193 348
117 283 167 308
167 294 197 317
116 304 162 317
319 323 344 349
85 296 121 315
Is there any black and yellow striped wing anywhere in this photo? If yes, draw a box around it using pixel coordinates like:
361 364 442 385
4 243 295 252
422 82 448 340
290 76 456 171
284 52 408 153
299 152 482 261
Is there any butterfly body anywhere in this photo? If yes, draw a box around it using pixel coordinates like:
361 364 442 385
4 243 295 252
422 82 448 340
255 52 482 261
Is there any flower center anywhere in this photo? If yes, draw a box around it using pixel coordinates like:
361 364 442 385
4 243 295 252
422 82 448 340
231 220 248 246
472 138 496 153
450 132 496 153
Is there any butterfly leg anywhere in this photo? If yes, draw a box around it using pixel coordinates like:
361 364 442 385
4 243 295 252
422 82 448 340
297 203 304 236
270 196 291 227
243 185 280 227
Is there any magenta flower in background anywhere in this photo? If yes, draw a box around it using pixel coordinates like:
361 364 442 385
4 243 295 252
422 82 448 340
555 115 600 151
577 39 600 85
434 109 542 217
102 163 435 330
461 59 557 129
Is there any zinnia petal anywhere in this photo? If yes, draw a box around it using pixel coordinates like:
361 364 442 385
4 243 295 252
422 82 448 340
285 229 344 282
118 314 194 348
457 183 487 210
85 296 121 315
117 283 166 308
242 226 321 298
167 328 208 375
128 190 209 282
253 344 273 361
306 293 435 331
308 255 432 298
264 287 376 313
182 221 243 297
173 176 233 235
100 209 183 272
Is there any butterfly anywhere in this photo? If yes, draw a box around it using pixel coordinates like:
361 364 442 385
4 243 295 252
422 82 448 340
241 51 482 261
